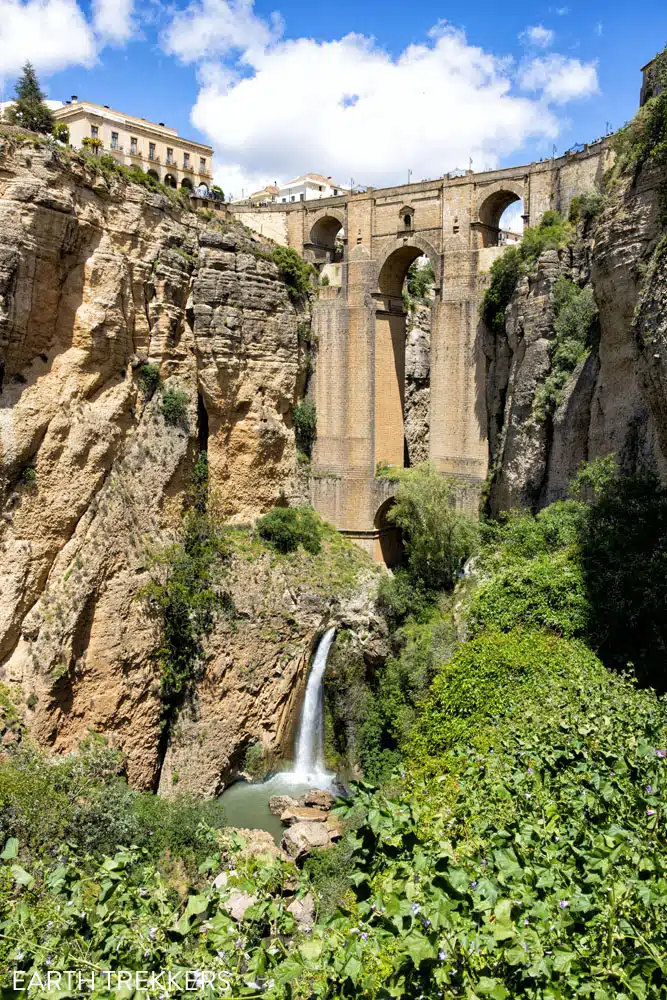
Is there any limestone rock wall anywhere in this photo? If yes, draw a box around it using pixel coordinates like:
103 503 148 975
404 303 430 466
486 164 667 513
0 133 333 789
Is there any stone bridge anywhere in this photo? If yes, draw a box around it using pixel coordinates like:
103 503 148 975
231 142 613 561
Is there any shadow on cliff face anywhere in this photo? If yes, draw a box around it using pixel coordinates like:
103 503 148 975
578 469 667 691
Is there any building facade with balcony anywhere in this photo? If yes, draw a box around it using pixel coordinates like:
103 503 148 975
52 98 214 192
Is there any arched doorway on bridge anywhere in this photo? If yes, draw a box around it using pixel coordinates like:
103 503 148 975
374 498 403 568
164 173 177 189
478 190 524 247
375 246 437 472
308 215 345 264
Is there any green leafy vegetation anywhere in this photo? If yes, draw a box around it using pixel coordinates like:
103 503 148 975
272 246 315 302
51 121 69 144
405 258 435 301
137 361 161 399
160 388 189 429
292 398 317 456
482 211 572 336
257 506 322 555
533 277 598 420
387 463 479 592
568 190 604 223
3 63 54 134
18 466 36 489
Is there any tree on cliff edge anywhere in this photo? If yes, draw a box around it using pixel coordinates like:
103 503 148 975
4 63 54 134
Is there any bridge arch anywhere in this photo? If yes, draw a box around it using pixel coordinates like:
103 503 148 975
374 497 403 567
475 180 526 247
375 235 441 297
306 209 346 264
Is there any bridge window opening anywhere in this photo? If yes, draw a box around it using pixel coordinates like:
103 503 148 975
308 216 345 265
478 190 524 247
374 498 404 568
376 248 436 471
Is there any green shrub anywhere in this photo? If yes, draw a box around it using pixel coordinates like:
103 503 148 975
376 569 430 627
481 246 522 335
19 466 36 489
4 63 54 134
242 741 266 780
141 512 230 714
468 549 591 638
189 450 209 513
409 628 603 765
578 467 667 688
137 362 161 399
387 464 479 591
405 259 435 301
569 190 603 223
52 121 69 144
272 246 314 302
534 277 597 420
292 399 317 456
257 506 322 555
161 388 189 429
481 499 586 559
319 273 330 286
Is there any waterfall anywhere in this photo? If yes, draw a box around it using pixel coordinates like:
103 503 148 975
293 627 336 779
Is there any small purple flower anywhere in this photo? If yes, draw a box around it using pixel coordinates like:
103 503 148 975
420 916 431 929
527 768 533 775
148 927 157 940
646 785 654 795
559 900 569 909
470 880 478 889
647 808 656 816
657 749 666 758
481 859 487 868
411 903 421 915
438 950 446 962
361 932 368 942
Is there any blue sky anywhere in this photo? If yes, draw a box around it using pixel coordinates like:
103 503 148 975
1 0 665 199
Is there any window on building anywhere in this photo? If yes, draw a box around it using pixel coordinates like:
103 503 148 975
333 189 338 195
404 213 412 229
90 125 98 139
300 193 305 201
318 185 323 191
184 152 190 168
166 147 174 165
130 137 137 155
200 157 206 173
291 195 295 202
282 198 287 203
111 132 119 149
149 142 156 160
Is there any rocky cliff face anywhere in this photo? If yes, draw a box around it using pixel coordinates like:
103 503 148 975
0 132 382 791
486 164 667 513
404 303 430 467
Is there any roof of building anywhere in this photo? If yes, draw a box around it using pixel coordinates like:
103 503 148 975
641 56 659 72
53 99 213 152
282 172 348 188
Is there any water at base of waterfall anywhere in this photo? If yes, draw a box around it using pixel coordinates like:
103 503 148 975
219 628 339 841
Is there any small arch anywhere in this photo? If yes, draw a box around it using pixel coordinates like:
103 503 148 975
164 173 177 189
147 168 159 181
180 177 193 190
197 182 209 197
374 498 403 568
399 204 414 230
308 213 346 263
476 183 525 247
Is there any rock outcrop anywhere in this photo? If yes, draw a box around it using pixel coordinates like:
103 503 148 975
0 132 382 793
485 163 667 512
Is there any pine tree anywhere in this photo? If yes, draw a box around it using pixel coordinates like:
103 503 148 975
4 62 54 134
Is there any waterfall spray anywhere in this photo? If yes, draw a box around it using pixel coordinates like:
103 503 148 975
293 627 336 779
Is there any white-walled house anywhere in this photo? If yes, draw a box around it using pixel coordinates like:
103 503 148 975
275 173 349 203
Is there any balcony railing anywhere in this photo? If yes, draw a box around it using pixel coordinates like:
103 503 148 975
182 163 194 172
129 148 142 158
198 167 211 176
109 144 124 154
147 154 161 163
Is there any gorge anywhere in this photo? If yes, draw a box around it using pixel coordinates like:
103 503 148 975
1 62 667 995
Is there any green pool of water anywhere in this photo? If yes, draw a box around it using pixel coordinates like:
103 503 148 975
219 772 337 844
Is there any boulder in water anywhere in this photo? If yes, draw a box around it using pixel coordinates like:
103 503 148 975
281 821 333 859
280 806 329 825
269 794 299 816
299 789 336 810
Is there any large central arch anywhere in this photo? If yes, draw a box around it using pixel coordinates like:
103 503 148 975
373 237 441 469
305 209 346 264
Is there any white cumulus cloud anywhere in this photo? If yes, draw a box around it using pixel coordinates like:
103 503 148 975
0 0 96 76
92 0 135 44
519 54 599 103
520 25 554 49
160 5 600 199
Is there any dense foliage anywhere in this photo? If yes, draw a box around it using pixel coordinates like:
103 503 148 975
481 211 571 336
387 463 479 592
533 277 598 420
161 388 189 428
292 398 317 457
3 63 54 134
272 246 314 302
137 362 161 399
405 259 435 301
257 506 322 555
